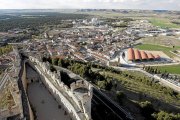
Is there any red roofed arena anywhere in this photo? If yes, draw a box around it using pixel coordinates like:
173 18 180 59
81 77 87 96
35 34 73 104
127 48 160 61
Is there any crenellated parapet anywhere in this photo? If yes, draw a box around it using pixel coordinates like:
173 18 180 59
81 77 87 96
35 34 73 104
28 55 93 120
70 80 93 120
29 56 62 85
70 80 89 91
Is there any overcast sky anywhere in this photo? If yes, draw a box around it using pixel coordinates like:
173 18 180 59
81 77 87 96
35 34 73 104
0 0 179 10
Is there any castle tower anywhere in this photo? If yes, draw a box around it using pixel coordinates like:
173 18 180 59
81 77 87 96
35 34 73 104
70 80 93 120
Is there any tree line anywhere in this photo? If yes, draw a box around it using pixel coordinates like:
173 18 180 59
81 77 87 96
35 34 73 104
0 12 89 32
143 66 179 82
42 56 113 91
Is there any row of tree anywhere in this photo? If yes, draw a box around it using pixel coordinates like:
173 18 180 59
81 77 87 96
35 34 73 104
43 57 114 91
143 66 161 74
143 66 179 82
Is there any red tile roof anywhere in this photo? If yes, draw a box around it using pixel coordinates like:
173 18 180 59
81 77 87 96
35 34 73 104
134 49 141 60
147 53 155 59
128 48 160 61
140 51 148 60
127 48 135 61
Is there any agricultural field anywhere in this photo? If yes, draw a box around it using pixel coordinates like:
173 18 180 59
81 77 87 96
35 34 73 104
135 44 180 58
139 36 180 47
153 64 180 74
77 10 156 19
149 18 180 28
78 11 125 18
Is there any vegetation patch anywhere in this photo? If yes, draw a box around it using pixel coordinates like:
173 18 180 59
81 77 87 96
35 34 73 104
43 57 180 119
135 44 180 57
0 89 15 109
0 13 89 32
139 36 180 47
0 45 13 56
152 65 180 74
149 18 180 28
101 71 180 106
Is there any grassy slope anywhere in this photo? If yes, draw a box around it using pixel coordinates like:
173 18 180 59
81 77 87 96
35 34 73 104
99 70 180 107
135 44 180 57
153 65 180 74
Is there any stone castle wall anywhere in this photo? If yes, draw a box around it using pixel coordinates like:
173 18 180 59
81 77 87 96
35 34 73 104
29 56 92 120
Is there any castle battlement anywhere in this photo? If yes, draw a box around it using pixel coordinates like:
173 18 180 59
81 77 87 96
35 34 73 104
29 55 93 120
70 80 91 91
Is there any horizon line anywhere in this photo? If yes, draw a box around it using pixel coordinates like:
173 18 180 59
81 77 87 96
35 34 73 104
0 8 179 11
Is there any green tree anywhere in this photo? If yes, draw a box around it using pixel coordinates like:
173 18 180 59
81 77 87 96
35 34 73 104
52 58 59 65
97 81 106 89
105 79 113 91
50 65 56 72
116 91 126 105
139 101 155 119
58 59 62 67
154 111 180 120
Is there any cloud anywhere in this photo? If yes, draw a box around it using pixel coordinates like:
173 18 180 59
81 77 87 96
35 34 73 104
0 0 179 10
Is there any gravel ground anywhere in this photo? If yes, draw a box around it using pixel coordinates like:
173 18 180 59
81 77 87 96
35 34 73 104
27 83 71 120
26 64 71 120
